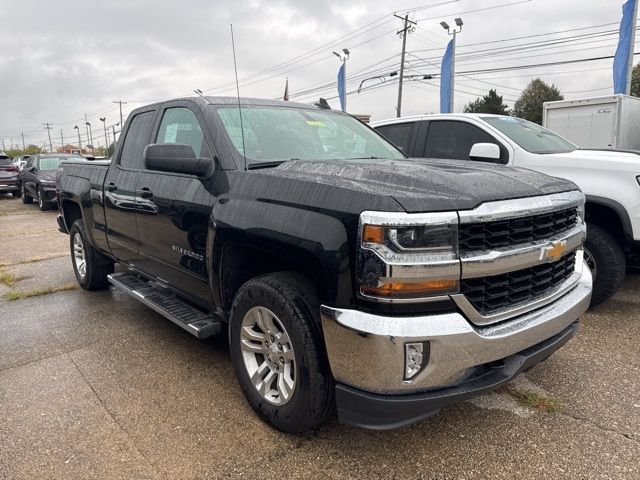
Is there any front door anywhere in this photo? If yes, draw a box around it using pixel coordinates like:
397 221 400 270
103 109 156 264
135 103 214 303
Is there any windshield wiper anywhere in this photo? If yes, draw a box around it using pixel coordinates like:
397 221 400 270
247 160 290 170
347 156 384 160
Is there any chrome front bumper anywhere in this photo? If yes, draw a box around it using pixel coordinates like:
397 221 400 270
321 263 592 394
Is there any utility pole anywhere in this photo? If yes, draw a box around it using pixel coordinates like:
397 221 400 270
441 18 463 113
112 125 117 144
333 49 350 112
100 118 109 156
113 100 127 128
21 132 25 150
42 123 53 152
60 130 64 151
394 13 417 118
74 125 82 152
626 0 639 95
1 139 5 151
86 120 94 155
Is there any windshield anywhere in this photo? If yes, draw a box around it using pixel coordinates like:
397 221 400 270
483 116 577 154
215 106 404 165
39 157 67 170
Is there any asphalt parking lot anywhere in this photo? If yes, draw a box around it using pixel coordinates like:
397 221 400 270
0 195 638 479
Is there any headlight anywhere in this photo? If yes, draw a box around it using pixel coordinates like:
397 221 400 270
576 201 585 222
358 212 460 301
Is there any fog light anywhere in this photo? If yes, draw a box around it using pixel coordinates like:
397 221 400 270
404 342 428 380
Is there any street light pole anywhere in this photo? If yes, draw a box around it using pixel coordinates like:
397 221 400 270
86 121 94 155
441 17 463 113
74 125 82 152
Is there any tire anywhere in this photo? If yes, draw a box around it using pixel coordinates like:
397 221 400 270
229 272 334 433
37 186 48 211
11 191 20 198
69 219 114 290
584 223 626 308
21 184 33 204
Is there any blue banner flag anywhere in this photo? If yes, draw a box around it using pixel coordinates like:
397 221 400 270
440 40 453 113
614 0 637 94
337 64 346 111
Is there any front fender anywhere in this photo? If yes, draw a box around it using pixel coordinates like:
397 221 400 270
207 197 354 309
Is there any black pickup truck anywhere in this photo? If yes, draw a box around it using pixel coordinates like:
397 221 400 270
57 96 592 432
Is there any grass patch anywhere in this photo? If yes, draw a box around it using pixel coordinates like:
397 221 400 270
0 269 16 287
497 385 562 413
4 283 78 301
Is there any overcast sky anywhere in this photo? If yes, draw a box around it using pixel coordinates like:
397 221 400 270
0 0 632 149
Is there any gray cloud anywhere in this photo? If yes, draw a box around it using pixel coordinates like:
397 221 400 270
0 0 627 149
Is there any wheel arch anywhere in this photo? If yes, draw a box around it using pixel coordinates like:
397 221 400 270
584 195 633 245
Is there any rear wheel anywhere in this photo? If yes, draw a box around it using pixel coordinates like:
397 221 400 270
21 184 33 204
69 220 114 290
11 191 19 198
229 272 334 433
584 223 626 308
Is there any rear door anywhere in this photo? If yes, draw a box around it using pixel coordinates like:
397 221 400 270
134 102 214 302
103 108 156 264
21 156 38 196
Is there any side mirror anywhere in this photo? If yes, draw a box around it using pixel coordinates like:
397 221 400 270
143 144 212 176
27 165 36 172
469 143 501 162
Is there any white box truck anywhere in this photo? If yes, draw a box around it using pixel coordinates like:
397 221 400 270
543 94 640 151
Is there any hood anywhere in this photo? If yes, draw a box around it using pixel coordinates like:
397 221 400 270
37 171 57 182
259 158 577 213
547 149 640 174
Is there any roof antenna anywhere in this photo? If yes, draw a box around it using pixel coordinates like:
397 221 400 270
230 24 247 171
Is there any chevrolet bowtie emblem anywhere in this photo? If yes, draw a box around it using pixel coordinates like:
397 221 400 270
540 240 567 263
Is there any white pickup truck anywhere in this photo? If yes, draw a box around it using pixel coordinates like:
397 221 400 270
372 114 640 306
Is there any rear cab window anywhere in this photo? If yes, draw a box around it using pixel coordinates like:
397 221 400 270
118 111 156 169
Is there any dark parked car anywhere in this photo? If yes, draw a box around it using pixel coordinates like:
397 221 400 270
20 153 79 210
0 153 20 197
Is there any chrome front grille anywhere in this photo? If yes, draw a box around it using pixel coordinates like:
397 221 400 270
460 252 577 316
458 207 578 252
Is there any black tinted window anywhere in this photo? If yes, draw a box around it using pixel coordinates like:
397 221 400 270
375 123 414 153
119 111 155 169
425 121 503 161
156 108 209 157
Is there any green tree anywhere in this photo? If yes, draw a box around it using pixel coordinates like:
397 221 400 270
6 144 44 158
512 78 563 124
463 89 510 114
631 63 640 97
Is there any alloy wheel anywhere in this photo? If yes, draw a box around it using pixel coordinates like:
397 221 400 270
240 306 296 405
73 233 87 279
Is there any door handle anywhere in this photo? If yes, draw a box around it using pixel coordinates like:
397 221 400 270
137 187 153 199
106 183 117 192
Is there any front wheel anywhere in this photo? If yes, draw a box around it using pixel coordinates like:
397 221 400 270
37 187 47 211
229 272 334 433
21 184 33 204
584 223 626 308
69 220 114 290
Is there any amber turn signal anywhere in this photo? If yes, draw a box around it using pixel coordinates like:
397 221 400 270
363 224 385 244
361 279 458 298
